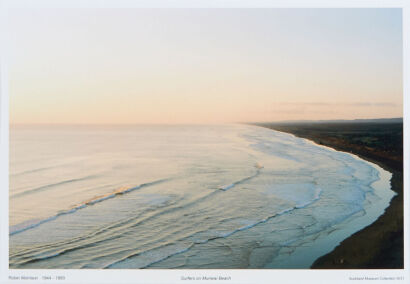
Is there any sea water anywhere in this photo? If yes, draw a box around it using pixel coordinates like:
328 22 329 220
9 124 395 269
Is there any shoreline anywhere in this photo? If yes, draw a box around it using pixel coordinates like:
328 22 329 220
255 123 403 269
311 151 403 269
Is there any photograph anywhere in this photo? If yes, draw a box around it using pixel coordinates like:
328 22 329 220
0 2 408 283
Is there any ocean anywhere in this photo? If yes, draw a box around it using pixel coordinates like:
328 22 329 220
9 124 395 269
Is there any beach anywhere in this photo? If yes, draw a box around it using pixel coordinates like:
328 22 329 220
9 123 398 269
255 119 403 269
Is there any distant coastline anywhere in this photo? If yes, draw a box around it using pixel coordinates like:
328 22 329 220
253 118 403 269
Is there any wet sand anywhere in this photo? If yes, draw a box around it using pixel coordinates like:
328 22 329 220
254 119 403 269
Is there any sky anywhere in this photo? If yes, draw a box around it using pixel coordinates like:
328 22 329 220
8 8 403 124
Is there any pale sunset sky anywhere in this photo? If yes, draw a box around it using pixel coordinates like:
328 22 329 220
8 8 402 124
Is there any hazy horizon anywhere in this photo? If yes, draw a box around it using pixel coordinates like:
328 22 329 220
8 8 402 124
9 116 404 127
